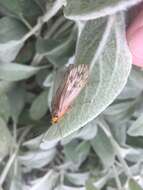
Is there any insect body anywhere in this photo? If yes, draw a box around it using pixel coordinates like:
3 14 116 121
51 64 89 124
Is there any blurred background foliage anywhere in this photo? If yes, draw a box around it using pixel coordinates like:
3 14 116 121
0 0 142 190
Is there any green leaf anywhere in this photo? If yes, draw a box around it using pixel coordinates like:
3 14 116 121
66 172 89 186
0 17 27 43
31 170 59 190
0 0 22 16
91 127 115 168
130 67 143 90
0 117 13 161
104 99 136 123
127 115 143 136
0 62 41 81
30 90 49 121
86 180 99 190
0 0 42 22
128 179 143 190
0 95 10 122
64 0 141 20
21 0 42 24
36 30 76 66
15 39 35 64
19 148 56 171
8 86 26 121
64 141 90 167
43 14 131 141
0 81 14 96
0 17 28 62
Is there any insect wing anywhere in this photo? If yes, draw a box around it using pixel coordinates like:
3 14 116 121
51 64 89 121
58 64 89 113
51 67 70 115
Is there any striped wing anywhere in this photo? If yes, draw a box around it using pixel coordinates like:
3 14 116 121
52 64 89 118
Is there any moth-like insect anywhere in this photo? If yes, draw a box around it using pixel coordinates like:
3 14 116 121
51 64 89 124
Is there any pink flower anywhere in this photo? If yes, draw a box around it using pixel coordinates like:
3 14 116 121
126 2 143 67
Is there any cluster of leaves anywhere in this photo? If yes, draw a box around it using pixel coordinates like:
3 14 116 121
0 0 143 189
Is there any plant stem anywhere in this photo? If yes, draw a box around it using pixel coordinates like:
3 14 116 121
22 0 63 42
112 164 122 190
20 14 33 30
0 127 31 186
98 118 132 178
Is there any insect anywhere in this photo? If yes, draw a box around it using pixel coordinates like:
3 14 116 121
51 64 89 124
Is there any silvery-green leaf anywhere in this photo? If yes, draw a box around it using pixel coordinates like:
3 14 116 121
16 39 35 64
65 172 89 186
0 81 14 95
104 100 135 116
55 185 85 190
118 84 141 99
130 67 143 90
0 95 10 122
0 0 42 21
0 17 27 62
91 127 115 168
43 14 131 141
24 134 58 150
128 179 143 190
43 73 53 87
61 119 98 145
64 141 90 167
108 122 127 146
0 41 24 63
0 117 13 161
36 69 52 87
30 170 59 190
19 148 56 171
86 180 99 190
107 188 116 190
8 160 24 190
30 90 49 121
0 0 22 16
127 115 143 136
0 62 40 81
8 86 26 121
34 0 47 12
37 30 76 66
21 0 42 19
64 0 142 20
125 148 143 163
103 99 136 123
0 17 27 43
74 141 90 166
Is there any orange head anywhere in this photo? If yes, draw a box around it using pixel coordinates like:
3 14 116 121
51 116 59 124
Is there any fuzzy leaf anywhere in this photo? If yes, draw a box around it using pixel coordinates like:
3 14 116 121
64 0 142 20
66 172 89 186
0 0 22 16
128 179 143 190
31 170 59 190
0 81 14 95
91 127 115 168
0 95 10 122
19 148 56 171
86 180 99 190
36 31 76 66
127 115 143 136
43 14 131 141
30 90 49 121
0 62 41 81
0 17 27 62
8 86 26 121
0 117 13 160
